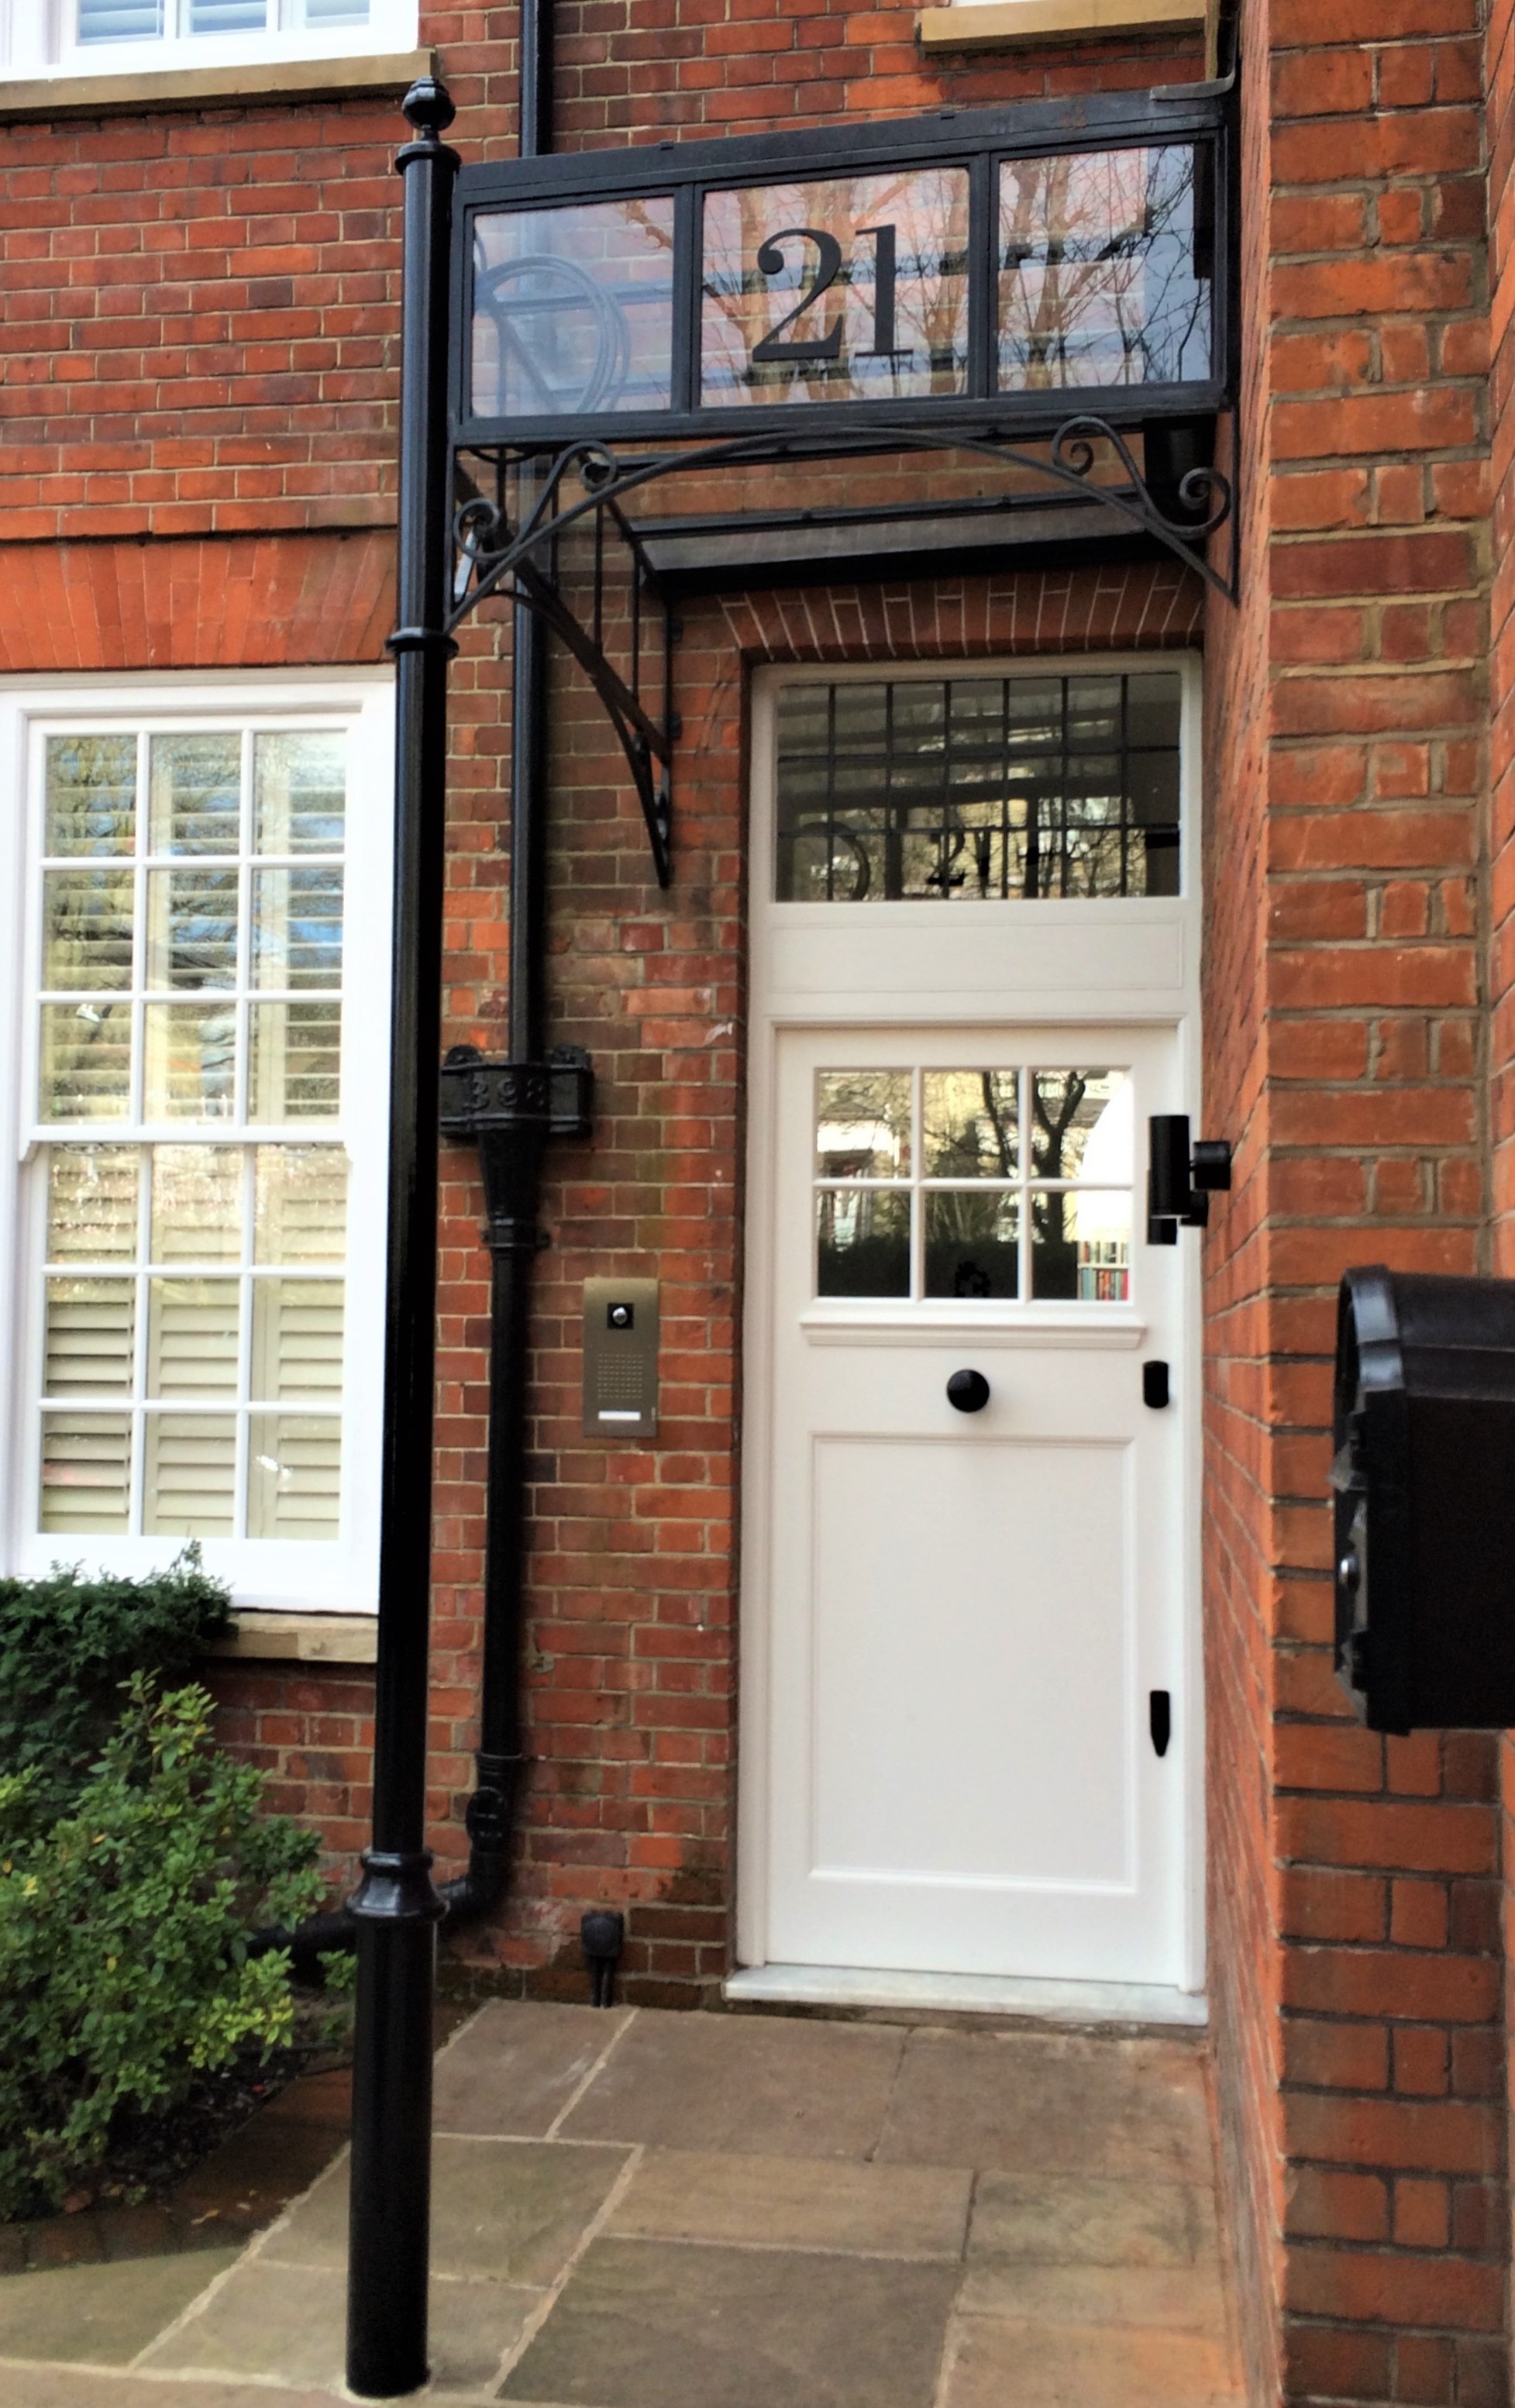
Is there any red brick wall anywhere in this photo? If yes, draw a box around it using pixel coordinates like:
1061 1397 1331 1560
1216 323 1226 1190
1202 0 1508 2399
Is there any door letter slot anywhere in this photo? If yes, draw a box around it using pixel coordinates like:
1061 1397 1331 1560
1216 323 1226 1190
1149 1690 1172 1757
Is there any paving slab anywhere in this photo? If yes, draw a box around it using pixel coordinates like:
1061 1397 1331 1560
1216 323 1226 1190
968 2169 1219 2266
959 2255 1230 2333
0 2373 342 2408
557 2010 904 2160
433 2004 634 2139
878 2027 1214 2182
143 2255 541 2395
608 2148 971 2258
501 2235 958 2408
264 2137 629 2285
940 2313 1245 2407
0 2249 236 2367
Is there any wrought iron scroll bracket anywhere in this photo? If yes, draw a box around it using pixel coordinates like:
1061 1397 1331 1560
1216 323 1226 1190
449 460 676 887
444 412 1238 891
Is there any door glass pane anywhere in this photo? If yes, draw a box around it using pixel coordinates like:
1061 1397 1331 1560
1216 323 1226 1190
470 198 678 420
815 1071 911 1178
45 735 137 856
1031 1069 1131 1180
922 1072 1018 1178
44 870 135 990
150 1146 243 1263
924 1190 1019 1299
998 146 1211 391
40 1412 133 1532
701 170 971 408
1033 1190 1131 1300
47 1147 140 1262
817 1188 910 1297
776 674 1181 901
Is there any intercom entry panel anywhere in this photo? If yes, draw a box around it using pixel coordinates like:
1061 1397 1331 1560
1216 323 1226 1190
583 1277 659 1439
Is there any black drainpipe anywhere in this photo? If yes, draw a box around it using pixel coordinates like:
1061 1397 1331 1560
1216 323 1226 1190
436 1044 591 1926
431 0 573 1932
253 0 573 1979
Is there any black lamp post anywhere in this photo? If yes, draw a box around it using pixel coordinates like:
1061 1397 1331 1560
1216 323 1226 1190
344 75 459 2403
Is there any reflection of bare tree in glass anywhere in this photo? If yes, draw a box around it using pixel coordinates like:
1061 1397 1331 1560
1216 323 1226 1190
1000 148 1208 390
703 172 969 402
1031 1071 1088 1283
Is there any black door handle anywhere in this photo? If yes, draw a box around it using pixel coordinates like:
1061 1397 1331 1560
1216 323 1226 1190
946 1369 990 1413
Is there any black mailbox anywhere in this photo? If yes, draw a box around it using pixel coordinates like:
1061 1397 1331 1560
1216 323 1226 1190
1332 1265 1515 1733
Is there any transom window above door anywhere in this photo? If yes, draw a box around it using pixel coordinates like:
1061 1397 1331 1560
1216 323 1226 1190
775 672 1181 903
815 1065 1133 1303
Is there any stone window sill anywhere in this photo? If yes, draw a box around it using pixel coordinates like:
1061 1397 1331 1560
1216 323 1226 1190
918 0 1203 46
0 47 434 122
204 1612 379 1666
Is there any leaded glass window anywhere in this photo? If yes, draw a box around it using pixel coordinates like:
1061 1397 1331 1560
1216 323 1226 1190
775 673 1182 903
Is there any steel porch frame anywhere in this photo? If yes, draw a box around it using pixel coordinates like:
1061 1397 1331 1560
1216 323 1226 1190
449 88 1231 455
446 413 1238 889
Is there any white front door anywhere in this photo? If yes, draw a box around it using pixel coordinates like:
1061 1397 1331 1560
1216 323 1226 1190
739 657 1205 2001
762 1024 1187 1986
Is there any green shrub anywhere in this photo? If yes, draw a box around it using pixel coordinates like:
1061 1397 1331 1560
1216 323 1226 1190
0 1676 325 2220
0 1547 231 1814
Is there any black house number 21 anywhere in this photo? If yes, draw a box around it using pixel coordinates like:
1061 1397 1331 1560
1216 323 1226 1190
750 223 900 363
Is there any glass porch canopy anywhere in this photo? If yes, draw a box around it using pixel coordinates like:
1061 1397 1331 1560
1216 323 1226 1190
452 91 1230 452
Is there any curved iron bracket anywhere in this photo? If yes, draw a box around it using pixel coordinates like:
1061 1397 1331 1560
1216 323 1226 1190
447 412 1236 887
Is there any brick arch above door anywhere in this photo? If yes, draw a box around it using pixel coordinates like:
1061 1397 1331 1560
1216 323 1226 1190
0 528 395 673
716 560 1206 669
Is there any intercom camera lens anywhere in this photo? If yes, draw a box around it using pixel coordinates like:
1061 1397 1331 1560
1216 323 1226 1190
608 1304 633 1328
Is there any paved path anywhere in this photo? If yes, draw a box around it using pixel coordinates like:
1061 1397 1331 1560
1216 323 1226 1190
0 2002 1246 2406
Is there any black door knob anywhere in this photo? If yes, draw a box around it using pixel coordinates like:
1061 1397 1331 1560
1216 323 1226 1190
946 1369 990 1413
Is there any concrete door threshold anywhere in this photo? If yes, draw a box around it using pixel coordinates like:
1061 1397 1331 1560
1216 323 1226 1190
725 1962 1209 2027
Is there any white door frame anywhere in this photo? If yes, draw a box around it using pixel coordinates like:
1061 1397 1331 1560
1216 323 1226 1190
735 651 1207 2007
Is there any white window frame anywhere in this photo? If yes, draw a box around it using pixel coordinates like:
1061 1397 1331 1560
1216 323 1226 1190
0 669 394 1614
2 0 418 78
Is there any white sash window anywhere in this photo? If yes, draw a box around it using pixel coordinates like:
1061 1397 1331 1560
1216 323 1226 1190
0 675 393 1612
4 0 417 75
